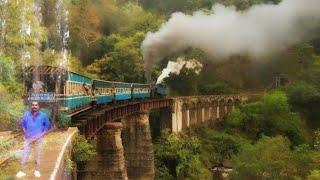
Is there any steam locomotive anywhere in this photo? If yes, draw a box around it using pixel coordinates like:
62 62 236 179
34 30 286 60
24 66 167 114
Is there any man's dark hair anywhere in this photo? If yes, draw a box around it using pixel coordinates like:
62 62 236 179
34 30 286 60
30 101 40 106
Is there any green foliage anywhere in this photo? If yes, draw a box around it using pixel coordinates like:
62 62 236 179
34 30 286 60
300 66 320 89
287 82 320 109
64 157 75 175
227 91 308 146
199 82 235 95
164 68 200 96
40 107 72 129
0 84 24 130
154 130 212 179
0 53 23 94
0 52 24 130
314 130 320 151
72 135 96 163
0 53 15 83
133 0 281 14
1 0 45 64
199 131 246 168
86 31 148 82
298 43 316 69
231 136 316 180
40 108 52 118
58 111 71 128
286 78 320 128
155 161 175 180
308 170 320 180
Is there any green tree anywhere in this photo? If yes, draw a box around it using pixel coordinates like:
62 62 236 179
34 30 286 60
298 43 316 69
199 131 246 168
69 0 101 63
1 0 44 65
164 67 200 96
0 84 24 130
227 91 308 146
231 136 316 180
154 130 212 179
86 32 145 82
287 82 320 128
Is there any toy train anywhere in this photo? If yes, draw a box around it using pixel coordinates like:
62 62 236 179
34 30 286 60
23 66 166 113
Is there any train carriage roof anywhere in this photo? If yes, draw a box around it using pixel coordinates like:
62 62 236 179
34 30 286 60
92 79 114 88
25 65 92 84
68 71 92 84
114 81 132 88
93 79 134 88
132 83 151 88
25 65 65 75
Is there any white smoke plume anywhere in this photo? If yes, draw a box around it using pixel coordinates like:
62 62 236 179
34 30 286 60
156 57 203 84
142 0 320 80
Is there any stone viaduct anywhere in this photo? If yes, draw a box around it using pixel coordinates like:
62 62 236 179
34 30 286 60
0 95 249 179
75 94 249 180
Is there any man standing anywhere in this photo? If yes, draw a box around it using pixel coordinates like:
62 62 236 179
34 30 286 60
16 101 51 178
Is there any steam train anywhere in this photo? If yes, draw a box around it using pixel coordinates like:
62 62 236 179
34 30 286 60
24 66 166 114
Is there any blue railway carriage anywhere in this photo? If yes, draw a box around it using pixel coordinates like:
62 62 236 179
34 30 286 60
24 66 92 112
132 83 151 99
114 82 132 101
92 79 114 105
63 71 92 111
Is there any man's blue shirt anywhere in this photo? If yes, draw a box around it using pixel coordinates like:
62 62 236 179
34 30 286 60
20 111 51 139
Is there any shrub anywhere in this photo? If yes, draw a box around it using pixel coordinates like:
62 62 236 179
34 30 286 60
40 108 71 129
58 111 71 128
72 135 96 163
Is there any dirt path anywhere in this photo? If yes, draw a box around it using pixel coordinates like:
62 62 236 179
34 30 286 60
0 128 78 180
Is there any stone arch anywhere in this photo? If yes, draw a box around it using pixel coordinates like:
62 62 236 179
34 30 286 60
227 99 234 113
189 101 197 109
202 99 211 121
182 103 189 111
211 100 218 120
189 102 197 125
196 101 204 123
234 99 241 108
219 99 226 119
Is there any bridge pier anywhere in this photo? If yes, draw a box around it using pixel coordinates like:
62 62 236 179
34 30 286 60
172 100 183 132
181 107 189 130
82 123 128 180
189 107 196 126
122 112 155 180
204 105 210 122
197 105 203 123
211 101 218 121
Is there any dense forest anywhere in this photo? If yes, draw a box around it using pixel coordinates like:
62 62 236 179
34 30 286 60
0 0 320 179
